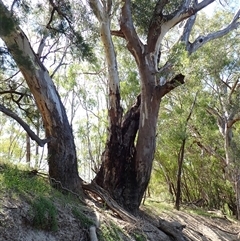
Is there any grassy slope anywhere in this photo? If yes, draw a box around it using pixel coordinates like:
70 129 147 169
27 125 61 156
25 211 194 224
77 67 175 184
0 161 239 241
0 162 147 241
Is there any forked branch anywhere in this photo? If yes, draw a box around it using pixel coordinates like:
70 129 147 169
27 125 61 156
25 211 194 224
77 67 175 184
184 8 240 54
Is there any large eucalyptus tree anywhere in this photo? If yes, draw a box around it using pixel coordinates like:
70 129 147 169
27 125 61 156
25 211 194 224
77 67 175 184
89 0 240 212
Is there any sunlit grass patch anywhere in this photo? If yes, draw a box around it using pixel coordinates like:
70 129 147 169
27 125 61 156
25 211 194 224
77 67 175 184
0 161 51 198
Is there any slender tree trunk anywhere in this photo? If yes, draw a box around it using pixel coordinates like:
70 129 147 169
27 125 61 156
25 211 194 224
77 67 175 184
175 140 186 210
26 134 31 166
175 93 197 210
224 126 240 219
236 174 240 219
0 2 82 194
35 115 40 169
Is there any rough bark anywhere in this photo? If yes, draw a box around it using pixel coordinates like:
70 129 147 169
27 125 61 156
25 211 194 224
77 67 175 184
95 95 141 212
0 1 82 194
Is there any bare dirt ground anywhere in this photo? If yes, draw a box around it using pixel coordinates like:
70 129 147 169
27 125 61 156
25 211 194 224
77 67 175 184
1 191 240 241
151 209 240 241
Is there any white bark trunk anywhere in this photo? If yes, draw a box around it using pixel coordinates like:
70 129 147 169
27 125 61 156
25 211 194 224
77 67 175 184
0 2 63 134
88 0 122 128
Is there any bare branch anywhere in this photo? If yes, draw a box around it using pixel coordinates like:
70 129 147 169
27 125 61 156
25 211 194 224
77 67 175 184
0 90 29 96
48 0 72 25
147 0 215 72
0 104 51 147
111 30 125 38
229 78 239 101
46 4 57 29
106 0 112 15
37 35 48 57
158 74 185 97
186 91 198 123
166 0 215 29
194 0 215 12
50 45 69 78
228 115 240 129
120 0 143 65
206 106 225 136
155 0 168 15
180 15 197 49
1 71 20 82
187 8 240 54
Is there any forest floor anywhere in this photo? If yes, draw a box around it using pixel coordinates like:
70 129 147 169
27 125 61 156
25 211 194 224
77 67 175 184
0 163 239 241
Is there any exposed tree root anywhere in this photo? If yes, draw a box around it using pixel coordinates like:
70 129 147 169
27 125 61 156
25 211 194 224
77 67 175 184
82 181 137 223
158 218 187 241
89 225 98 241
82 181 188 240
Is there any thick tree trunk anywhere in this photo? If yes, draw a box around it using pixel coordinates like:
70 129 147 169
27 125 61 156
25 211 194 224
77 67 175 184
95 87 160 213
95 95 141 212
0 2 82 194
133 66 162 210
95 72 184 213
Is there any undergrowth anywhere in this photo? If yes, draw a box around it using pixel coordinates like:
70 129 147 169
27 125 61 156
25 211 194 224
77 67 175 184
31 196 58 231
0 161 95 233
72 206 95 228
98 221 127 241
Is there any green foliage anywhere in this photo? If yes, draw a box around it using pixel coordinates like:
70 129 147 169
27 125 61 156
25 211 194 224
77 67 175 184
151 72 232 209
0 5 16 36
99 222 126 241
131 0 157 35
31 196 58 231
168 42 190 73
131 0 185 35
133 232 147 241
115 37 140 108
72 207 95 228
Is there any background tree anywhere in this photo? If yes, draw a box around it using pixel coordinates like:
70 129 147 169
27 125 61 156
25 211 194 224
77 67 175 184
189 11 240 217
150 9 239 215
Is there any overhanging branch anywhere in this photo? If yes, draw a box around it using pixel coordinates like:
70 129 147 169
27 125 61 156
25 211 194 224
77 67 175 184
0 104 51 147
